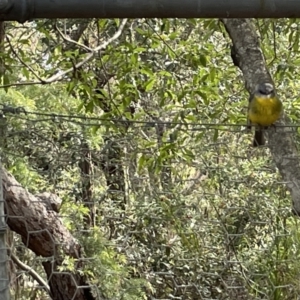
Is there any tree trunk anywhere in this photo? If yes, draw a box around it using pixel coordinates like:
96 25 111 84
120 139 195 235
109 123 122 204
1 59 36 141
221 18 300 215
2 166 96 300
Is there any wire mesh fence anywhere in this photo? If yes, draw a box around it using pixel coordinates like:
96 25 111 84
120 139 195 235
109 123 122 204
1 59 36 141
0 105 299 300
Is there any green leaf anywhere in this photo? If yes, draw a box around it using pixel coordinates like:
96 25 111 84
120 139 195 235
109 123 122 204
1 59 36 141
85 101 94 113
3 74 9 92
210 67 216 82
158 70 172 77
145 78 156 92
200 55 207 67
213 129 219 141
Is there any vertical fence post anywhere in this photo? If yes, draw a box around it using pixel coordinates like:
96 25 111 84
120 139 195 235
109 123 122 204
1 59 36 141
0 113 10 300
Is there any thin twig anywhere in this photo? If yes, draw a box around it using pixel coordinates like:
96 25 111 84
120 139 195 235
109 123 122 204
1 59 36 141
55 23 92 52
0 19 128 88
0 81 47 88
9 250 51 296
45 19 128 84
6 36 46 83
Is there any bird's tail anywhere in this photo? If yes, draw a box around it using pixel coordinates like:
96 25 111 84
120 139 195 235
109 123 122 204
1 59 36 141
253 130 265 147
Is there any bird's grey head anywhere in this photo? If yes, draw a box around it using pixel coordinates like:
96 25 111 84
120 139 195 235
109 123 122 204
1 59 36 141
256 82 275 96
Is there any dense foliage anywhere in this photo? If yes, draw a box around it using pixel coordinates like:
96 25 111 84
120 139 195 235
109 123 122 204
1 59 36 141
2 18 300 299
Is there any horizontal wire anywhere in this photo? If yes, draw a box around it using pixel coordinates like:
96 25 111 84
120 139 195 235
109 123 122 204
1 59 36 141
0 106 299 128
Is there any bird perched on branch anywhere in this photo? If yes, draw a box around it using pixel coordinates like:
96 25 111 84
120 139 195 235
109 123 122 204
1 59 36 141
247 82 283 147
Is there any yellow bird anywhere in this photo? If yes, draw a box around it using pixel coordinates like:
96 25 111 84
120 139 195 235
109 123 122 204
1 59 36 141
247 82 283 147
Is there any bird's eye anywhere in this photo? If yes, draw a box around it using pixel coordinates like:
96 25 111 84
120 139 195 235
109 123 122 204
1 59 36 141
258 85 273 95
260 90 269 95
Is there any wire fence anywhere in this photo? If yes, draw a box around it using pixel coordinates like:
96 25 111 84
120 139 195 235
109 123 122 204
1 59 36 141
0 106 299 300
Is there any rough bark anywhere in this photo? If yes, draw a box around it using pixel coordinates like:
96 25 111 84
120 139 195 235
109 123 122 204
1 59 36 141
2 166 96 300
100 137 126 211
78 141 94 227
221 18 300 215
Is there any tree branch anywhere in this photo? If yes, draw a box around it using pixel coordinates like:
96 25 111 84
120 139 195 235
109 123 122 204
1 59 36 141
9 250 51 296
2 166 96 300
55 23 92 52
221 18 300 215
6 36 45 83
0 19 127 89
45 19 127 84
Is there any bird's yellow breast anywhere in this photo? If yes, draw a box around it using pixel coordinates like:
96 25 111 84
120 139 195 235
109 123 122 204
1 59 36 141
248 96 282 126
